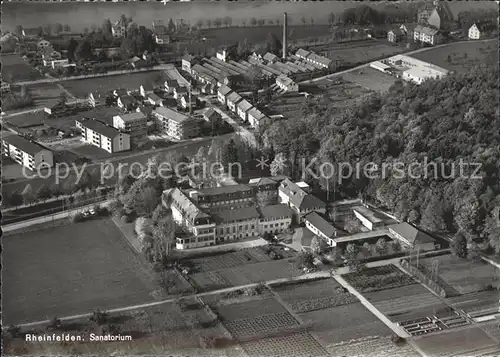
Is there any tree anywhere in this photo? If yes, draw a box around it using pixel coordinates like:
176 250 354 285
14 25 23 36
375 238 388 256
270 152 290 177
75 40 92 61
36 184 53 201
5 191 23 207
223 16 233 28
89 310 109 325
63 24 71 32
250 18 257 27
311 236 326 254
328 12 336 26
52 23 63 35
301 16 307 26
135 216 153 238
102 19 112 35
213 18 222 28
295 251 315 270
265 33 282 55
67 38 79 61
21 184 34 205
152 204 170 225
344 243 363 271
452 231 468 258
220 139 238 169
205 19 212 29
152 214 175 263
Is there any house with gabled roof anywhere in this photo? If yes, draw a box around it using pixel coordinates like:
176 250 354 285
247 107 269 129
278 179 326 222
217 84 233 105
263 52 279 64
304 211 346 247
295 48 311 60
117 95 138 111
173 86 188 100
236 99 253 121
413 25 442 45
226 91 243 113
165 79 180 93
388 222 437 251
203 107 222 123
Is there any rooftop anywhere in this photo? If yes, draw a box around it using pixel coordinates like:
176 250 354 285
148 92 163 102
279 179 326 211
304 211 340 238
352 206 383 224
198 184 252 196
115 112 146 122
218 84 233 96
214 207 260 223
388 222 435 245
247 107 267 121
76 118 121 138
164 188 211 223
153 107 190 123
226 91 243 104
296 48 311 58
237 99 253 112
2 134 49 156
259 204 293 220
414 25 439 36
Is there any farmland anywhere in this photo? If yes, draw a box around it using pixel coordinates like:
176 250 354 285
413 326 500 357
3 218 158 325
2 54 43 82
271 277 358 313
310 39 406 66
410 39 497 74
184 246 301 292
241 332 329 357
61 71 164 98
4 298 241 356
417 255 498 295
5 111 46 128
343 265 416 293
325 336 421 357
299 302 392 346
363 283 451 323
342 67 397 92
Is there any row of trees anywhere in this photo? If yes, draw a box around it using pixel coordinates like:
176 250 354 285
2 86 33 111
260 65 500 251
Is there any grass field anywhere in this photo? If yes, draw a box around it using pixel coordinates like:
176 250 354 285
5 111 46 128
299 302 392 346
61 71 164 98
413 326 499 357
410 39 498 74
2 54 43 82
311 40 406 66
342 67 397 92
271 277 358 313
325 336 421 357
419 255 498 295
3 218 157 325
28 83 66 108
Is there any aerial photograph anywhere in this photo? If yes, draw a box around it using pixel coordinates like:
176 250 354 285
1 0 499 356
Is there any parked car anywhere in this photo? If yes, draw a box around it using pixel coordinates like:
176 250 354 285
89 208 96 216
82 211 90 218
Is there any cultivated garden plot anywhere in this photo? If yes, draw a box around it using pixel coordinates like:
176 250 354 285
343 265 416 293
413 326 500 357
298 302 392 346
225 312 300 340
183 247 275 272
211 297 287 322
445 290 499 317
241 332 329 357
3 218 157 325
326 335 421 357
479 321 500 343
271 277 358 313
363 283 453 323
418 255 499 295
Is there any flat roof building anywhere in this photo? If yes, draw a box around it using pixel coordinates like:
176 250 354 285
2 133 54 170
76 118 130 153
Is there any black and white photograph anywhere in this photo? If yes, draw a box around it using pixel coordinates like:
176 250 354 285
1 0 499 356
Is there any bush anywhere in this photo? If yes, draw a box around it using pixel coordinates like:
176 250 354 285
121 214 132 223
89 310 109 325
7 325 21 338
47 317 63 331
69 212 84 223
391 334 406 346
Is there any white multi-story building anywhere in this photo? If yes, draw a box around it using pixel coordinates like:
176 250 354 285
153 107 199 140
279 179 326 223
226 91 243 113
352 206 385 231
217 85 233 106
276 74 299 92
236 99 254 122
259 204 293 235
76 118 130 153
113 112 147 145
2 133 54 171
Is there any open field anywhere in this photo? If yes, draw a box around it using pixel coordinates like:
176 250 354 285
2 54 43 82
479 321 500 342
413 326 500 357
418 255 498 295
299 302 392 346
342 67 396 92
445 290 499 316
410 39 498 74
271 277 358 313
5 111 46 128
311 40 406 66
343 265 416 293
27 83 66 108
61 71 163 98
241 332 329 357
325 335 421 357
3 217 157 324
364 283 451 323
4 298 242 356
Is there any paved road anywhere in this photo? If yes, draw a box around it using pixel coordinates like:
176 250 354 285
2 132 235 193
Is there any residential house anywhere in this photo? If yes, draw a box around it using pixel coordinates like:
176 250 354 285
201 82 216 95
388 222 437 251
236 99 253 122
117 95 138 111
36 39 51 50
112 19 127 38
88 91 106 107
306 52 332 69
48 59 69 69
468 23 488 40
276 74 299 92
217 84 233 106
263 52 279 64
139 84 154 98
155 33 171 45
226 91 243 113
248 177 280 205
163 188 217 250
400 24 418 39
43 100 65 115
147 92 164 106
203 107 222 123
189 184 255 212
387 28 404 43
182 54 199 75
130 56 146 69
213 207 260 242
278 179 326 223
247 107 269 129
112 112 148 145
258 204 293 235
413 25 442 45
352 206 385 231
165 79 180 94
180 94 199 111
173 86 188 100
113 88 129 98
153 107 199 140
136 105 154 118
304 211 345 247
76 118 130 153
2 133 54 170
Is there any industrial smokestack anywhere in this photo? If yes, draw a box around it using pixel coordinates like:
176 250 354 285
282 12 288 60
